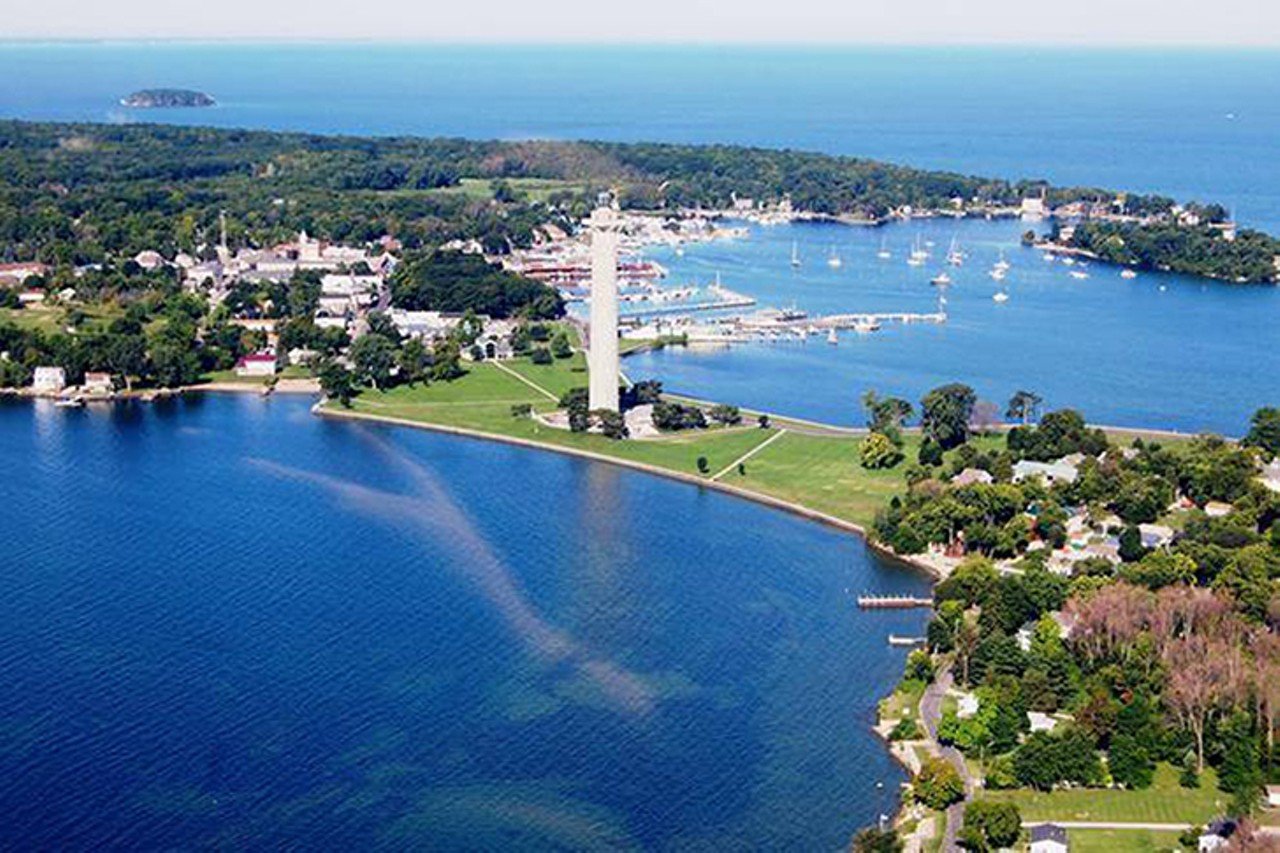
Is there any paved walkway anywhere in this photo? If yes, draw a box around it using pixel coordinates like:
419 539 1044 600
920 667 973 853
711 428 787 480
490 360 558 402
1026 821 1192 831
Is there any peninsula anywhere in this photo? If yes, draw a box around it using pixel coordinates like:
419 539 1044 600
119 89 215 108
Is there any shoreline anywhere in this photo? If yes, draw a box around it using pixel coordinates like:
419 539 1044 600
311 402 940 579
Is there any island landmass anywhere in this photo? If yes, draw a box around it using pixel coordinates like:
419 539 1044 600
119 89 215 109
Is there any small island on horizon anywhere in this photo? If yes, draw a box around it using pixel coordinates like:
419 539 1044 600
120 88 215 109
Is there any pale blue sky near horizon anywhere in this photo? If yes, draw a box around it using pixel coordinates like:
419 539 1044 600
5 0 1280 45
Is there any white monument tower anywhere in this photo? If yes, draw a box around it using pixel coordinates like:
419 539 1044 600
587 203 621 413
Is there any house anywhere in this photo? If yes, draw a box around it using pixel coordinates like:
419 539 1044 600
234 353 277 378
1138 523 1175 549
951 468 994 487
1029 822 1069 853
133 250 165 270
1027 711 1058 733
0 261 49 286
1262 458 1280 493
1198 818 1237 851
32 366 67 394
82 372 114 395
1203 501 1234 518
955 691 980 719
18 289 46 305
1013 458 1079 486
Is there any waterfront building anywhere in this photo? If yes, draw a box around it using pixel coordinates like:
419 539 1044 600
588 205 621 413
32 366 67 394
234 353 278 378
82 372 114 395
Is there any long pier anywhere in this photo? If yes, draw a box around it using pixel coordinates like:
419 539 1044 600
857 594 935 609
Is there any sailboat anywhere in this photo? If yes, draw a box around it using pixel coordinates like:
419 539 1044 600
827 329 839 345
908 234 929 266
827 246 843 269
993 289 1010 303
946 237 965 266
931 271 952 286
790 241 801 269
876 237 891 260
989 267 1007 281
993 249 1011 272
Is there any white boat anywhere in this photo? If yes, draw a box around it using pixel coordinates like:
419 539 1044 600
1062 256 1076 266
854 320 880 334
946 236 965 266
1042 252 1056 262
1120 269 1138 280
993 249 1011 272
876 237 891 260
827 329 839 345
827 247 842 269
908 234 929 265
54 396 84 408
790 241 801 269
989 267 1007 281
931 271 952 286
674 245 685 257
1070 270 1090 280
993 291 1010 303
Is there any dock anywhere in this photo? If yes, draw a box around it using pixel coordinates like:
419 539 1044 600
888 635 928 646
857 594 934 609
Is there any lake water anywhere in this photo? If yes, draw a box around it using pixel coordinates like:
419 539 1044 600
627 216 1280 435
2 44 1279 230
0 394 929 849
2 43 1279 847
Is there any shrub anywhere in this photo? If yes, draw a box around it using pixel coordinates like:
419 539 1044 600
862 431 905 469
530 347 552 365
914 757 965 810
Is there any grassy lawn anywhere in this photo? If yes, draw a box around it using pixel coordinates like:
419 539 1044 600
500 353 588 399
0 306 65 334
342 357 779 479
426 177 590 203
984 765 1225 825
1065 829 1185 853
879 678 926 723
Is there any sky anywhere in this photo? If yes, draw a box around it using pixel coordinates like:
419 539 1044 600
5 0 1280 45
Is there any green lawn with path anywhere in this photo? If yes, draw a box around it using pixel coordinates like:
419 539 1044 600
985 764 1225 825
1065 828 1185 853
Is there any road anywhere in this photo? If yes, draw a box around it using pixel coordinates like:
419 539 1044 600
920 666 973 853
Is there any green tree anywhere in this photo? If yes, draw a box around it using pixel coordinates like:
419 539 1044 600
921 383 976 450
350 333 398 389
913 757 965 810
850 826 902 853
862 432 905 469
1006 390 1043 425
1245 407 1280 458
317 359 355 407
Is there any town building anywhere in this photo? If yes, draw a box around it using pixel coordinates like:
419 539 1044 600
951 468 993 487
82 372 114 395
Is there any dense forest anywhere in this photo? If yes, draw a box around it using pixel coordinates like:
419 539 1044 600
0 119 1248 269
1067 221 1280 284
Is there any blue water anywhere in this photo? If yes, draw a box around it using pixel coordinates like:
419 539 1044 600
0 394 929 849
2 44 1280 230
627 217 1280 435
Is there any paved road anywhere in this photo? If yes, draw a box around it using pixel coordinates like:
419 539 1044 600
920 666 973 853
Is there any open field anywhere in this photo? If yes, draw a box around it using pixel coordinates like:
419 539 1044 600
1065 828 1185 853
984 765 1226 826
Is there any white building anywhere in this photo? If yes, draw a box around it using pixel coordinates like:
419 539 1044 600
82 372 114 395
587 205 621 413
1013 458 1079 486
32 366 67 393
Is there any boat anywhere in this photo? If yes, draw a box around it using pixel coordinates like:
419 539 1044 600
854 320 880 334
989 267 1007 281
827 329 839 345
827 247 842 269
1070 270 1090 280
888 635 927 647
993 291 1010 303
1121 269 1138 280
931 271 952 286
1062 256 1076 266
1042 252 1056 262
674 245 685 257
907 234 929 266
946 237 965 266
993 249 1011 272
54 396 84 408
790 241 801 269
876 238 891 260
